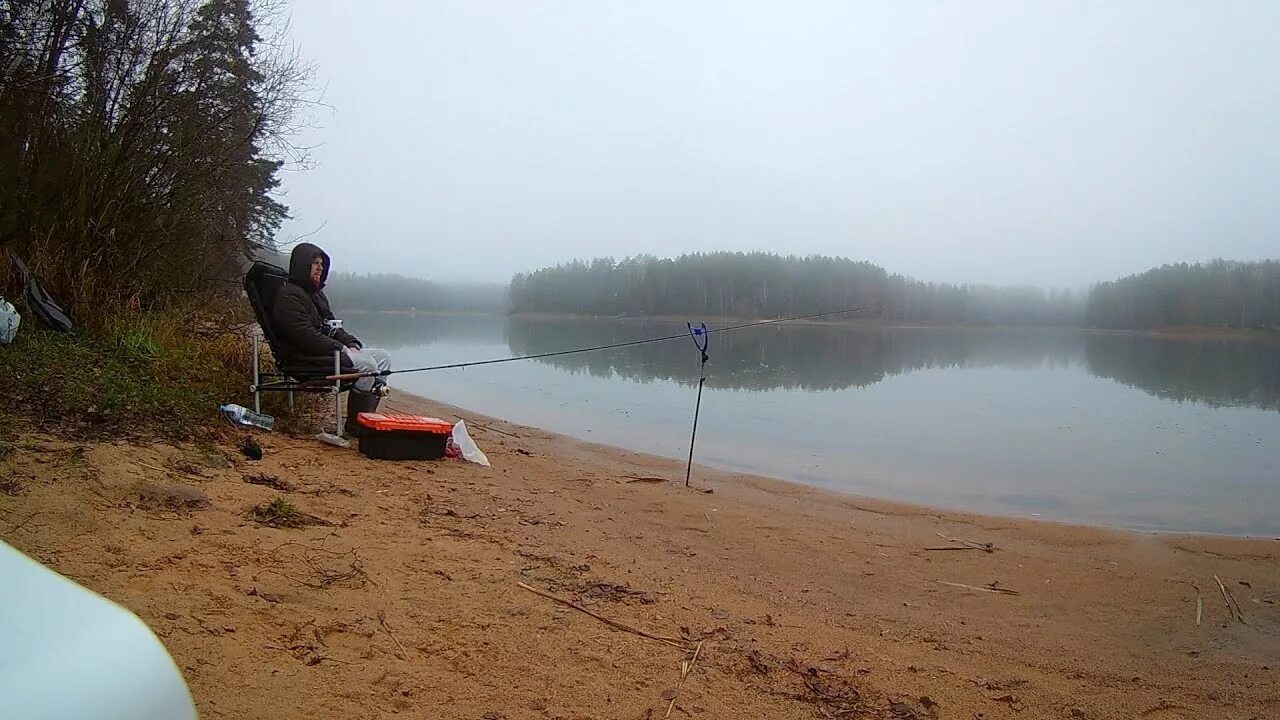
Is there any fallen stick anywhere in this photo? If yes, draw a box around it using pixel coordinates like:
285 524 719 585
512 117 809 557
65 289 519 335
135 462 172 475
664 640 705 719
1214 575 1232 618
1191 582 1203 627
378 610 408 660
936 580 1020 596
934 532 996 552
1229 591 1248 624
4 512 43 535
1214 575 1248 625
624 475 668 484
517 581 692 649
313 655 354 665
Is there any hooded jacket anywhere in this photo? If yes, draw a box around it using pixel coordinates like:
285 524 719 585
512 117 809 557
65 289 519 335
272 243 363 376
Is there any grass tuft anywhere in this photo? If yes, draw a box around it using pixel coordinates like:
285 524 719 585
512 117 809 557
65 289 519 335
252 496 313 528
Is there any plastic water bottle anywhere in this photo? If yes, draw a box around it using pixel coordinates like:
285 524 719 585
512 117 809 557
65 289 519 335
220 404 275 431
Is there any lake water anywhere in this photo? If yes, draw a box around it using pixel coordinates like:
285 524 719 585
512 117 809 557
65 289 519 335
347 314 1280 536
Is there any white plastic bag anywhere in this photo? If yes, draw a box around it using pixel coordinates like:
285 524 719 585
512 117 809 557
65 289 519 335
451 419 490 467
0 298 19 345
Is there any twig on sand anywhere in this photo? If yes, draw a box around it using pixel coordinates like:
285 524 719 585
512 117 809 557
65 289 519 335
663 640 705 719
933 532 996 553
1191 582 1203 626
1214 575 1248 625
378 610 408 660
516 581 692 649
268 543 371 590
135 462 172 474
4 512 42 535
1214 575 1232 617
314 655 354 665
624 475 669 484
936 580 1020 596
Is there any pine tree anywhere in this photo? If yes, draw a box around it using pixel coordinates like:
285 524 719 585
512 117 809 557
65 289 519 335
176 0 287 258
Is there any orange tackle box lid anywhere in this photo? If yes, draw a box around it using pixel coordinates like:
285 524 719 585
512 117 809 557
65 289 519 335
356 412 453 434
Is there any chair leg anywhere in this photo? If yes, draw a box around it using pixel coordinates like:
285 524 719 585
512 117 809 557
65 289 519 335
334 350 343 437
252 333 262 415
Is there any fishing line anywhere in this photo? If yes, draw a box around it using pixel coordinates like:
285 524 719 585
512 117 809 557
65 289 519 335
320 306 869 383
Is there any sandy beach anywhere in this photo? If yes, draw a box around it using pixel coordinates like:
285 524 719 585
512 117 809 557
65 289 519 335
1 391 1276 719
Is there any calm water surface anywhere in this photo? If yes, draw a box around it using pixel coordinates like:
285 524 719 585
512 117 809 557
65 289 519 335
348 314 1280 536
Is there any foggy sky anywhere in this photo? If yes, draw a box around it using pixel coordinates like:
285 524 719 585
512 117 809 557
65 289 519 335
277 1 1280 288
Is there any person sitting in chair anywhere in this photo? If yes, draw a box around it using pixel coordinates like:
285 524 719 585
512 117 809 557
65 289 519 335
273 242 391 436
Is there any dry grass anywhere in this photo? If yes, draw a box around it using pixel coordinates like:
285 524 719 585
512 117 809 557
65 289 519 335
0 304 324 441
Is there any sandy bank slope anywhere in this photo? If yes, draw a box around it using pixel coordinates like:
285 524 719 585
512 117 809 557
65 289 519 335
1 393 1276 719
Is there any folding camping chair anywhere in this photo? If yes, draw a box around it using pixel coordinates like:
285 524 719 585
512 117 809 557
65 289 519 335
243 261 354 437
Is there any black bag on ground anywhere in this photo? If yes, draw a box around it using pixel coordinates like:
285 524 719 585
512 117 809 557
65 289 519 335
9 252 73 333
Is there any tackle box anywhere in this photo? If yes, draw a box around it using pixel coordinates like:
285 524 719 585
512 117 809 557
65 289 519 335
356 412 453 460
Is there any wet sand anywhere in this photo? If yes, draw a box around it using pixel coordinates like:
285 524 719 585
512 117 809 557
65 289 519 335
1 391 1277 719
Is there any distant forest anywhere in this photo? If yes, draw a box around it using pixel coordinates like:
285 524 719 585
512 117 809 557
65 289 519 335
510 253 1280 331
1086 260 1280 330
280 248 1280 331
323 273 506 313
253 250 506 313
508 253 1083 326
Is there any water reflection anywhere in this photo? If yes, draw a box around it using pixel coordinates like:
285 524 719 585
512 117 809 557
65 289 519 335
505 320 1087 392
1084 333 1280 411
350 314 1280 412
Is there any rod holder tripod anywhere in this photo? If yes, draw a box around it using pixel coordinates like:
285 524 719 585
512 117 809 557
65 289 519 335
685 322 709 487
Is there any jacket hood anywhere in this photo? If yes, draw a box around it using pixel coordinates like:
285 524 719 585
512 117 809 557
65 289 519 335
288 242 330 290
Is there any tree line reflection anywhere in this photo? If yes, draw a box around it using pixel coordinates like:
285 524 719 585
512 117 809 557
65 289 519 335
504 321 1085 392
352 314 1280 411
1084 334 1280 411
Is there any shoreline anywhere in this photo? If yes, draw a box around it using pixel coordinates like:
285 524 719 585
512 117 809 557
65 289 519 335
397 393 1275 541
392 392 1275 542
1 393 1276 718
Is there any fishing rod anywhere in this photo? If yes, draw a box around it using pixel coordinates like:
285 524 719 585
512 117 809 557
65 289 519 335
312 306 870 384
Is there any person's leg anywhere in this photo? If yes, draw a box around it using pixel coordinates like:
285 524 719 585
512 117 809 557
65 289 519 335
346 349 380 392
356 347 392 392
343 348 391 436
345 388 381 437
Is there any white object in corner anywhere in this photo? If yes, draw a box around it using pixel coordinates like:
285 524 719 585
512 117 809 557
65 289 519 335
0 541 198 720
